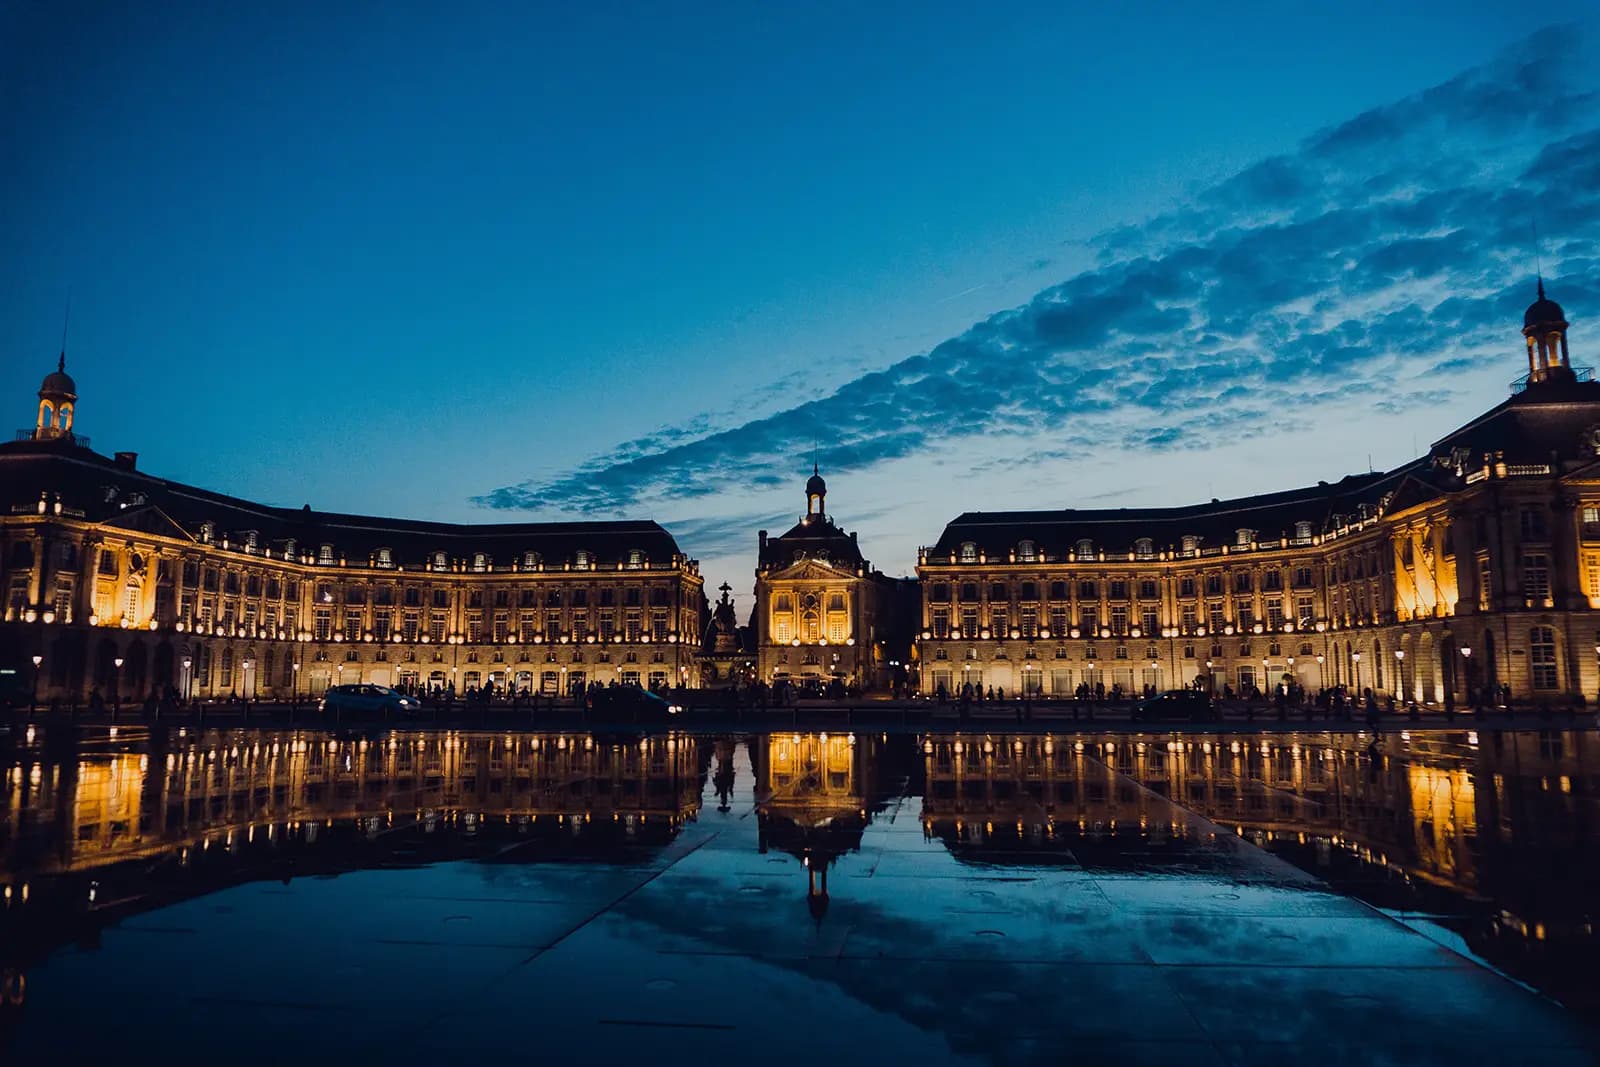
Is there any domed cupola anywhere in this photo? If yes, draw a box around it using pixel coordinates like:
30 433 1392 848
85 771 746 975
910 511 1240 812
1523 278 1574 386
804 464 827 524
34 352 78 441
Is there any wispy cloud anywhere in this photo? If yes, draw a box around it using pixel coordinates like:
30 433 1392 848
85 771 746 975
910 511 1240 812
477 26 1600 517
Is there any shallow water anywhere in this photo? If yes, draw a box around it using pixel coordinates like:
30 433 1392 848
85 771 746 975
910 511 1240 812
2 725 1596 1064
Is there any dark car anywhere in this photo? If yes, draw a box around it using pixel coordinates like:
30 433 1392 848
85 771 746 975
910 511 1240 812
588 686 683 722
318 684 422 718
1132 690 1217 722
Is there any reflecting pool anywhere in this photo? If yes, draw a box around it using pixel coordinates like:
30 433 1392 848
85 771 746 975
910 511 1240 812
2 725 1596 1064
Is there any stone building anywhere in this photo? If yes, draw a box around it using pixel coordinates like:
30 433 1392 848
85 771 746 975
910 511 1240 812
753 467 916 692
0 362 704 706
915 283 1600 706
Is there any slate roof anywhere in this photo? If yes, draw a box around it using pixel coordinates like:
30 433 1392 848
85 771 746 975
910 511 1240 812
0 438 685 567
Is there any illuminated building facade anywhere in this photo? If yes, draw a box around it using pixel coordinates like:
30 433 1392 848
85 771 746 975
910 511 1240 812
0 363 705 705
915 285 1600 706
754 468 916 691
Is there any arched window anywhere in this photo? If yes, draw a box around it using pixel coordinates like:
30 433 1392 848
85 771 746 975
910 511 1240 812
1181 534 1200 554
802 610 820 642
376 547 392 568
523 551 539 569
1294 521 1313 541
433 551 447 569
318 543 333 564
1236 528 1254 548
472 553 488 572
575 550 591 568
959 542 978 563
1075 539 1095 561
59 403 73 431
200 522 215 544
626 549 644 569
1134 538 1155 560
1018 540 1037 562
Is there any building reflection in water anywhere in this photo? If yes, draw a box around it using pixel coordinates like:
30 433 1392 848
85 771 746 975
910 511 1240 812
918 728 1598 1009
0 727 705 995
2 726 1595 1012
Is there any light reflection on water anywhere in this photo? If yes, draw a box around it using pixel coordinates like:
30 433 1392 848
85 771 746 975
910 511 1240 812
1 725 1596 1022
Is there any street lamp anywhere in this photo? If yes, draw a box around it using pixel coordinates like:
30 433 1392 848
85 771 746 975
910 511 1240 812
1352 651 1362 694
1315 653 1325 691
1395 648 1405 699
1461 646 1474 707
30 654 42 714
292 661 301 707
181 656 193 702
113 656 124 716
243 658 254 703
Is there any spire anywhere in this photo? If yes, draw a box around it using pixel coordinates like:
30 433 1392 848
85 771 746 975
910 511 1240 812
1538 276 1546 302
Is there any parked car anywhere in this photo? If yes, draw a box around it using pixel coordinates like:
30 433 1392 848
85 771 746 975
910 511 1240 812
1132 690 1217 722
588 686 683 721
318 684 422 718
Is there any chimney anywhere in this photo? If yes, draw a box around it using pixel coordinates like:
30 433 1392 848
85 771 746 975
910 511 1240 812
758 530 768 551
113 451 138 470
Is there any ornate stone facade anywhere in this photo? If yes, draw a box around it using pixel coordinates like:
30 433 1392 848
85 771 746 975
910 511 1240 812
913 284 1600 706
1 365 704 706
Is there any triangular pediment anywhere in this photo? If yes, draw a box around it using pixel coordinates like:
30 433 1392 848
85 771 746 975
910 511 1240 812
96 503 196 543
766 557 855 582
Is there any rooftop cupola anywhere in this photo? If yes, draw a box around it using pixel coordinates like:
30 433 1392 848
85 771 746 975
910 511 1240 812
1523 278 1574 386
34 352 78 441
804 464 827 524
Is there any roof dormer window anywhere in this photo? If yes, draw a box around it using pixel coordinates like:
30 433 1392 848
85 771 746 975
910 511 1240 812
376 547 393 568
471 552 488 572
625 549 644 570
959 542 978 563
1018 539 1037 562
319 543 334 564
575 549 592 568
1075 539 1095 562
523 550 539 569
433 551 447 569
1235 528 1254 548
1181 534 1199 555
1134 538 1155 560
1294 521 1313 541
200 522 215 544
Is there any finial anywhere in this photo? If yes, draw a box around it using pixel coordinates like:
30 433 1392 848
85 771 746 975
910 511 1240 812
59 291 70 371
813 461 819 477
1538 275 1546 301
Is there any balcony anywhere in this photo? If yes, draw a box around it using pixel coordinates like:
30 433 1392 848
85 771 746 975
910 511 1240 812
1510 367 1594 394
14 429 91 449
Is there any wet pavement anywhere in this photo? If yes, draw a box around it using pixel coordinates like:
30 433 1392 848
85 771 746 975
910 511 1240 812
2 725 1596 1065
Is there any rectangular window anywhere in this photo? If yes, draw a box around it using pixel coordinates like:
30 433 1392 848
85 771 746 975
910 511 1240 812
1048 608 1067 636
652 611 670 641
1207 602 1225 633
1078 606 1098 634
1179 577 1196 598
961 608 979 636
1530 626 1559 690
625 612 641 642
1295 596 1314 629
1141 607 1159 635
932 608 950 638
1108 580 1128 600
1586 552 1600 605
1520 507 1547 540
1265 598 1284 629
344 611 362 643
1020 608 1038 639
989 609 1008 636
1111 606 1128 635
467 612 484 643
1522 553 1551 607
493 613 510 642
373 609 392 642
403 611 420 642
1292 566 1313 588
314 608 332 642
1236 600 1254 629
429 612 447 643
1181 604 1197 632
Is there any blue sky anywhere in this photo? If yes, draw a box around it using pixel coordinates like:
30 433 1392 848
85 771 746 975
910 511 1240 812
4 5 1599 609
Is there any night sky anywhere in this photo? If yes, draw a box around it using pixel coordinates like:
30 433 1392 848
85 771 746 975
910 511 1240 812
4 4 1599 608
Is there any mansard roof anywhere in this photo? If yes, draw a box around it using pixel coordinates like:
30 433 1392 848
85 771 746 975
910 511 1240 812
930 470 1404 560
0 441 686 567
759 515 866 569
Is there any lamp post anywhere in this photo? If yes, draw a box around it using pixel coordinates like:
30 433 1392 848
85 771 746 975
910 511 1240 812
181 656 192 703
1352 651 1362 696
292 660 301 711
1315 654 1325 694
112 656 124 719
30 654 42 715
1204 659 1214 697
1461 646 1475 710
1394 648 1406 699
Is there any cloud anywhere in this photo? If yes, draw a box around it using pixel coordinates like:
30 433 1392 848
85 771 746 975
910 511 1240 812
477 26 1600 517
